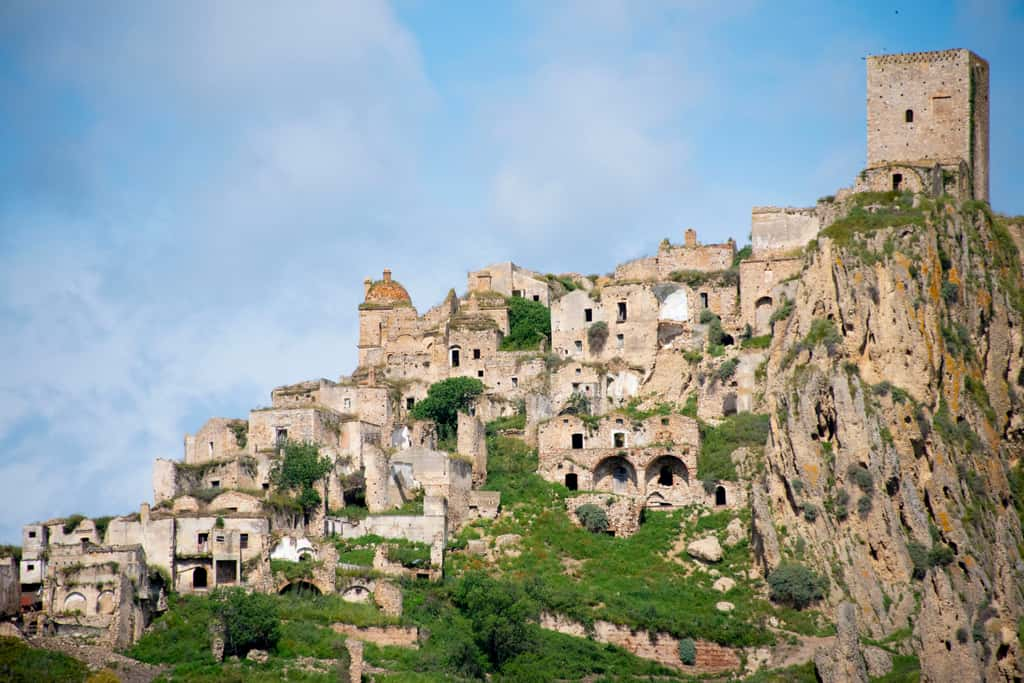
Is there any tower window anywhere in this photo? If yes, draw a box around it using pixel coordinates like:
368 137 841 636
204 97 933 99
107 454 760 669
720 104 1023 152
473 349 481 359
617 302 627 322
584 308 593 322
905 109 914 123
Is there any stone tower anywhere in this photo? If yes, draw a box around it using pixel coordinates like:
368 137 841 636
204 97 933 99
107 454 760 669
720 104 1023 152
866 49 989 201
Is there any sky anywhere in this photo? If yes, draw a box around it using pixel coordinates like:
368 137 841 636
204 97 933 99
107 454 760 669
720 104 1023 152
1 0 1022 544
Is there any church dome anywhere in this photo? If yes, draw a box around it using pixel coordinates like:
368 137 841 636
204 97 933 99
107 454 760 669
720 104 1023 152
364 269 411 305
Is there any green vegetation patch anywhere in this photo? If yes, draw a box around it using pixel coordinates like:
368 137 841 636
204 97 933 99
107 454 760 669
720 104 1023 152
499 296 551 351
410 377 485 442
0 636 89 682
270 441 332 514
699 413 770 482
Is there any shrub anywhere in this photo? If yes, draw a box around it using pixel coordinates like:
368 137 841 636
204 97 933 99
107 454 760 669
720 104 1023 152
803 319 842 355
802 503 818 522
214 588 281 658
62 514 86 535
927 544 954 567
769 297 794 324
699 308 716 325
271 441 333 514
699 413 770 482
857 495 873 517
576 504 609 534
834 489 850 520
846 464 874 494
451 572 538 668
500 296 551 350
410 377 486 440
717 358 739 382
587 321 609 354
907 542 928 579
678 637 696 665
767 563 825 610
941 281 960 305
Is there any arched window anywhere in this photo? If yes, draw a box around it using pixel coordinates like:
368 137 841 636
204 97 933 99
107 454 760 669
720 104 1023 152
449 346 461 368
658 466 673 486
193 566 208 589
715 486 727 506
905 109 914 123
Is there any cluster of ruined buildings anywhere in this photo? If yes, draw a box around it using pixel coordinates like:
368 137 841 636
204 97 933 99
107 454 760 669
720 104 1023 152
0 48 991 648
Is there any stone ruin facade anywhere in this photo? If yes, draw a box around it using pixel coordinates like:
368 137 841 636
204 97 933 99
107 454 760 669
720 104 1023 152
8 48 991 647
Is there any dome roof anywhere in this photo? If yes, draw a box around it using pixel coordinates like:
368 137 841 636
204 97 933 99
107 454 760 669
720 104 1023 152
364 269 411 305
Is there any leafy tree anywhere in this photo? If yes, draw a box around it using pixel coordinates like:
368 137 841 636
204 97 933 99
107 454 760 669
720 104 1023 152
214 588 281 658
270 441 332 514
500 296 551 350
767 563 825 610
410 377 485 440
451 572 538 668
575 504 609 533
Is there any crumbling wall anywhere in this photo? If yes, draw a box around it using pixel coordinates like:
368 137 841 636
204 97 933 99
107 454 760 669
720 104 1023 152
457 412 488 486
0 557 18 617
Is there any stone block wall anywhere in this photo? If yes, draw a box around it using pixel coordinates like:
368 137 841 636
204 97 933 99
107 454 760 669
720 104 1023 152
248 407 342 453
184 418 247 464
457 412 487 486
738 257 802 336
0 557 18 617
565 494 642 536
750 207 819 258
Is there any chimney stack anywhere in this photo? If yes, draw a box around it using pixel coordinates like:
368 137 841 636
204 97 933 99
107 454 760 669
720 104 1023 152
383 269 392 283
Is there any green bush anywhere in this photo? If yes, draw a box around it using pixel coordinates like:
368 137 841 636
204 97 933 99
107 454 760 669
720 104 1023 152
769 297 794 324
941 281 959 305
410 377 485 441
767 563 825 610
846 464 874 495
500 296 551 350
62 514 86 535
927 544 954 567
802 319 842 355
907 542 928 579
678 636 696 665
802 503 818 522
575 504 609 534
270 441 332 514
699 308 716 324
451 572 538 669
717 358 739 382
586 321 608 354
215 588 281 658
742 334 772 350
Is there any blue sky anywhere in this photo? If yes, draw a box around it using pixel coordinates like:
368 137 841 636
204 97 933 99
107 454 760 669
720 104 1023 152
0 0 1021 544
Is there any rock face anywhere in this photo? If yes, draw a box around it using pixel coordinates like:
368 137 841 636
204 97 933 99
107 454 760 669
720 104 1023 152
813 603 867 683
752 200 1024 681
713 577 736 593
687 537 723 563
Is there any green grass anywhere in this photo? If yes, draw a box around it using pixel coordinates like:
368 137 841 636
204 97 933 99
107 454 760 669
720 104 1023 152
871 655 921 682
0 637 89 682
819 192 925 263
742 334 772 350
698 413 770 481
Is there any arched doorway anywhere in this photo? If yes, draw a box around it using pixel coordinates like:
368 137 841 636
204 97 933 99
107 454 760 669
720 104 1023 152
755 296 773 335
449 346 461 368
715 486 727 506
63 592 87 614
564 473 578 491
594 456 637 495
723 393 737 416
193 567 208 589
279 581 322 597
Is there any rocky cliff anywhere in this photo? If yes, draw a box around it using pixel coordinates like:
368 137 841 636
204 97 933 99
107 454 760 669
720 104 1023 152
750 193 1024 681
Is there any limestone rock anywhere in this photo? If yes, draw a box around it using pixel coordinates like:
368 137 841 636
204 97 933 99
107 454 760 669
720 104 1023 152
494 534 521 548
713 577 736 593
715 601 734 613
466 539 487 555
862 646 893 678
687 537 723 563
723 517 745 547
246 649 269 664
813 603 867 683
0 623 24 640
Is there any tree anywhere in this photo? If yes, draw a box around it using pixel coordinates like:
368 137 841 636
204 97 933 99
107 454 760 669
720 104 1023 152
214 588 280 658
451 572 537 668
500 296 551 350
270 441 332 514
410 377 485 440
767 563 825 610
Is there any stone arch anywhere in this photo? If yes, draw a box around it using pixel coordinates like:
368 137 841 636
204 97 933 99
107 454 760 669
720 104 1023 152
193 566 208 589
755 296 773 335
593 456 637 495
645 456 689 501
278 580 326 596
341 584 372 603
97 591 116 615
63 592 87 614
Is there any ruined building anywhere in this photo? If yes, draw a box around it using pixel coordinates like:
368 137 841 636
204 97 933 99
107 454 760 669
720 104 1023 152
10 50 1015 683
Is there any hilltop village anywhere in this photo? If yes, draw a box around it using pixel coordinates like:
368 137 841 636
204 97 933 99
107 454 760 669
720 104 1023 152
3 49 1022 683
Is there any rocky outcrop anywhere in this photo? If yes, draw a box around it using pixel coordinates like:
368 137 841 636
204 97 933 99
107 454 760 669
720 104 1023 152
687 536 723 563
814 603 868 683
752 198 1024 681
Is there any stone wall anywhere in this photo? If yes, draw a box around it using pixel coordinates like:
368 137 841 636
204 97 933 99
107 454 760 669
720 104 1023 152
539 612 740 674
327 514 445 547
738 257 802 336
866 49 988 200
457 412 488 486
331 623 419 648
0 557 18 617
248 406 342 453
469 262 550 306
750 207 819 258
184 418 246 464
565 494 643 537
